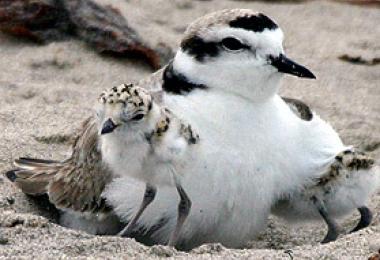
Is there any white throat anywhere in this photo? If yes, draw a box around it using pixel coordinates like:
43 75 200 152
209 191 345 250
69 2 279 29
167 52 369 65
172 50 283 102
99 104 162 178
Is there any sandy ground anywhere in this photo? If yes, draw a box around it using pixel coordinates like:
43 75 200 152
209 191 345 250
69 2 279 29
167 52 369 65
0 0 379 258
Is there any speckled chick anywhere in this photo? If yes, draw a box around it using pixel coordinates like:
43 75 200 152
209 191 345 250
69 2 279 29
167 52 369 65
272 148 379 243
97 83 199 247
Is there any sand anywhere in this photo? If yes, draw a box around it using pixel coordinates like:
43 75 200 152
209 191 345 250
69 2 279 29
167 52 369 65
0 0 379 258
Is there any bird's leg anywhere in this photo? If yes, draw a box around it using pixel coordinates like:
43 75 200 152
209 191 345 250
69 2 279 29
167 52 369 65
350 206 373 233
167 174 192 247
311 196 340 243
118 184 157 237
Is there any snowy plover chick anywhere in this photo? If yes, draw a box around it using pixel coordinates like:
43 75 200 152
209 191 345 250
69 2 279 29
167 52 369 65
272 148 379 243
98 83 199 247
4 117 119 234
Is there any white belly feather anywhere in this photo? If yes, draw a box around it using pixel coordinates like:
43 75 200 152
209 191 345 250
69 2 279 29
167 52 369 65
104 90 347 248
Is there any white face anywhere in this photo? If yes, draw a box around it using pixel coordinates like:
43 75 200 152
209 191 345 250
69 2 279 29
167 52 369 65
173 27 285 101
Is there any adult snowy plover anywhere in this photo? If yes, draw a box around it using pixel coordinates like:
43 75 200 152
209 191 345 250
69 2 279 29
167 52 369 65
105 9 378 248
98 83 199 247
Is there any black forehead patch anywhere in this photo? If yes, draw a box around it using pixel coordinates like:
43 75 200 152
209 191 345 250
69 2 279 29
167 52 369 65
229 13 278 32
181 36 220 62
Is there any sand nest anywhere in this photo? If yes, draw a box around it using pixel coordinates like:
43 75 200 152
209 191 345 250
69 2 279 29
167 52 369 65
0 0 379 258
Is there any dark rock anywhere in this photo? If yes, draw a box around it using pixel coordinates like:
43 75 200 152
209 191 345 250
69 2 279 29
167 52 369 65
62 0 171 69
0 0 73 42
0 0 173 69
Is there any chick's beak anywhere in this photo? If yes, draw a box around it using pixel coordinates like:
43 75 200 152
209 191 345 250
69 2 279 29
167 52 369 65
101 118 118 135
269 54 316 79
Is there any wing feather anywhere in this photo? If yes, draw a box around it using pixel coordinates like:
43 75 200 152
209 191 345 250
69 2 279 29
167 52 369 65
5 117 113 214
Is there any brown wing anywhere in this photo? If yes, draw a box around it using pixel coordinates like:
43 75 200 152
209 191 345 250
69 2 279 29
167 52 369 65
5 117 113 214
282 97 313 121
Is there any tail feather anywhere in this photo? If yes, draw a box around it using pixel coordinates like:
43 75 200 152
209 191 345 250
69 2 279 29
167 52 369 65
5 157 61 196
11 176 49 195
17 157 58 164
5 170 17 182
14 157 59 170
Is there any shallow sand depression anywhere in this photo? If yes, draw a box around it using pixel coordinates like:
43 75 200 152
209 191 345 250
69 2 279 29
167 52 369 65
0 0 379 258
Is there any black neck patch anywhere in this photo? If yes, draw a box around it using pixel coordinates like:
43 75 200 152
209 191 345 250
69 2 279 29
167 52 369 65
180 36 220 62
162 62 208 95
229 13 278 32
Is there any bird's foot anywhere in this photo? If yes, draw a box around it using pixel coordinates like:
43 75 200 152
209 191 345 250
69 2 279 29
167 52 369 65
311 196 340 244
321 224 340 244
118 224 134 237
350 206 373 233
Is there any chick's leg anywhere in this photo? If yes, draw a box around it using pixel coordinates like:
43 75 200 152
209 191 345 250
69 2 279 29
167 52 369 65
167 176 191 247
119 184 157 237
311 196 340 243
350 206 373 233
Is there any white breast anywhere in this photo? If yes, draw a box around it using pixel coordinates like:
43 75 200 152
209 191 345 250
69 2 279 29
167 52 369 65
100 129 150 180
104 89 347 248
164 89 346 188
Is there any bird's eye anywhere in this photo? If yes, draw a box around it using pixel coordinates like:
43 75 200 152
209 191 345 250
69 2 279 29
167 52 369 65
131 114 145 121
221 37 246 51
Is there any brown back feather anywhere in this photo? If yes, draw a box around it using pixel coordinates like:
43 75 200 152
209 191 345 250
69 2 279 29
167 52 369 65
282 97 313 121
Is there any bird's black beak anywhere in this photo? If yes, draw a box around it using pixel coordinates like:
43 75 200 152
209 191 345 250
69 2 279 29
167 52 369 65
101 118 118 135
269 54 316 79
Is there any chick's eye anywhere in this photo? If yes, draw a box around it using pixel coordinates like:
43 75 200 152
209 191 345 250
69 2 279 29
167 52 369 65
131 114 145 121
221 37 246 51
